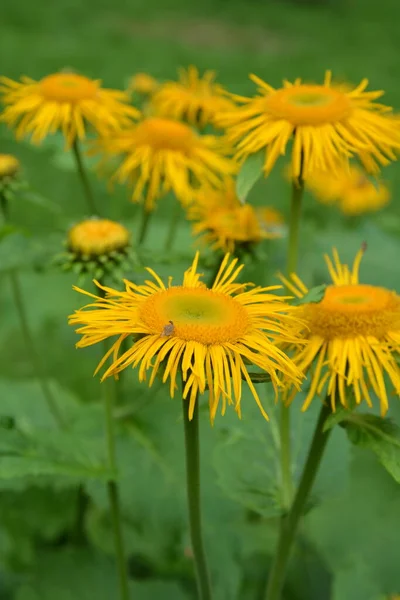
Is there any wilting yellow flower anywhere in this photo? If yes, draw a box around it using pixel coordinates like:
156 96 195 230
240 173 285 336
0 154 20 179
218 72 400 178
127 73 158 96
68 218 130 256
69 253 303 422
306 163 390 216
92 117 235 211
151 65 235 128
280 247 400 415
189 180 285 252
0 72 139 148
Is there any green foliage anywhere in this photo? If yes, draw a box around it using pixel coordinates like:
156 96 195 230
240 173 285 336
236 151 265 203
293 284 326 305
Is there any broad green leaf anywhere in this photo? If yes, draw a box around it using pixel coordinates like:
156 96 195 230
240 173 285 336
236 151 265 203
294 284 326 305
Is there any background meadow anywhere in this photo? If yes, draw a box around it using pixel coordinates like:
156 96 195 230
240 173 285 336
1 0 400 599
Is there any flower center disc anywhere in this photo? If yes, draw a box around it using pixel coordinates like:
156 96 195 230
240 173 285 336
140 287 249 344
134 118 196 152
40 74 99 103
68 219 129 255
304 284 400 338
265 85 351 125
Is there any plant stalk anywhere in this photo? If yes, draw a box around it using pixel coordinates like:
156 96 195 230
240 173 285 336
164 200 181 253
265 401 332 600
182 398 213 600
138 207 152 246
72 139 99 216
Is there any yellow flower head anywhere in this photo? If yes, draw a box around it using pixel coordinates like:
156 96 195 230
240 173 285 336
189 179 285 252
151 65 235 128
127 73 158 96
92 117 236 211
218 72 400 178
306 163 390 216
68 218 130 257
69 253 303 422
0 72 140 148
0 153 20 179
280 247 400 415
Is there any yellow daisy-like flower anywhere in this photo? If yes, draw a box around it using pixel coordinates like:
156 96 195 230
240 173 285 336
306 163 390 216
69 253 303 422
0 154 20 179
189 180 285 252
127 73 158 96
92 117 235 211
151 65 235 128
218 72 400 178
280 248 400 415
0 72 139 148
68 218 130 257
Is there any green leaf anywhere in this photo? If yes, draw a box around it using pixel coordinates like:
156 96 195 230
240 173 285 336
341 413 400 483
294 284 326 305
244 372 272 384
236 151 265 203
20 190 62 214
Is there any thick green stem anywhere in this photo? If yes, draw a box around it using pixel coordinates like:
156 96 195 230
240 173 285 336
72 139 99 216
265 401 332 600
164 201 181 253
182 399 212 600
137 207 152 246
279 170 305 509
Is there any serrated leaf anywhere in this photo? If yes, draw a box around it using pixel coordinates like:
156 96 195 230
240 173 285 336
294 284 327 305
236 151 265 203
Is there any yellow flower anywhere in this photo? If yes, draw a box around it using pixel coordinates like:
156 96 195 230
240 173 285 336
0 72 139 148
69 253 303 422
280 248 400 415
189 179 285 252
68 218 130 256
127 73 158 96
306 163 390 216
0 154 20 179
92 117 235 211
151 65 235 128
218 72 400 178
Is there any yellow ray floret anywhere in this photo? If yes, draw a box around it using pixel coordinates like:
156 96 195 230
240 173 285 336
0 72 139 148
217 71 400 178
280 247 400 414
69 253 304 422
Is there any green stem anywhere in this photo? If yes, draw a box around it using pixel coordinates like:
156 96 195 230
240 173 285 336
182 398 212 600
265 401 332 600
279 169 305 509
137 207 152 246
164 201 181 253
72 139 99 216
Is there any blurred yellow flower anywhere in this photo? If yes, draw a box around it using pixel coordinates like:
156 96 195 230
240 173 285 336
0 153 20 179
69 252 303 422
127 73 158 96
218 72 400 178
280 247 400 415
68 218 130 257
92 117 235 211
306 163 390 216
0 72 139 148
188 179 285 252
151 65 235 128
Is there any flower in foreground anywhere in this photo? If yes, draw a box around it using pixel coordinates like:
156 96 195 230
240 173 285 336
92 117 235 211
280 247 400 414
305 163 390 216
69 253 303 422
0 72 139 148
217 71 400 178
188 179 285 252
151 65 235 128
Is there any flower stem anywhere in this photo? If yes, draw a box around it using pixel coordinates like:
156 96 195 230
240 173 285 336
279 169 305 509
265 401 332 600
138 206 152 246
182 398 213 600
72 139 99 216
164 200 181 253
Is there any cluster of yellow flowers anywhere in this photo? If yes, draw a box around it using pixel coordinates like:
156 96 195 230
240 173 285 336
1 66 400 425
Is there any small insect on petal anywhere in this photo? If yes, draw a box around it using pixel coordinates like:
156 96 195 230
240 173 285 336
161 320 175 336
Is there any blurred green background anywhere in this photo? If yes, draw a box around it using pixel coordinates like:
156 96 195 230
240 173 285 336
1 0 400 599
